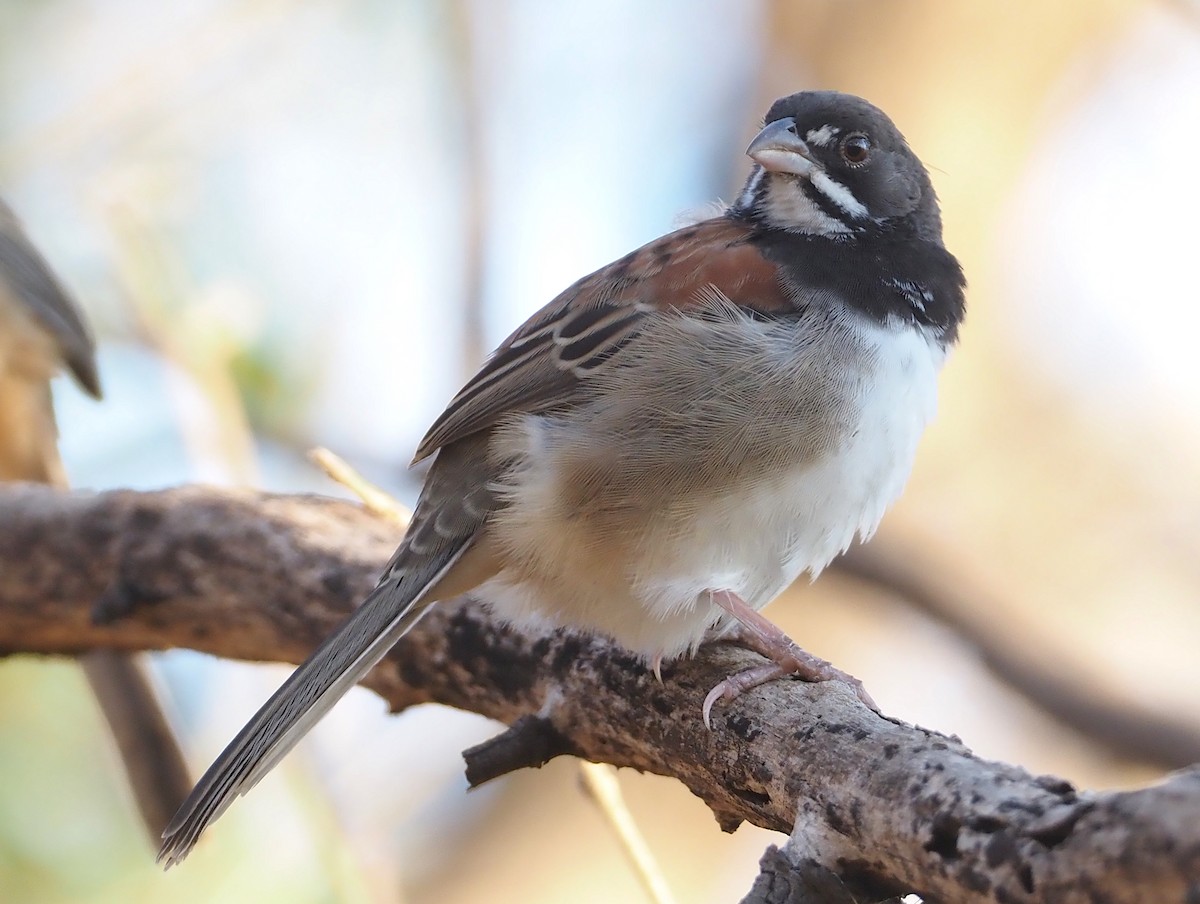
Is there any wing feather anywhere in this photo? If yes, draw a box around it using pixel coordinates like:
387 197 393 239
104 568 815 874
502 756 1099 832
413 216 793 462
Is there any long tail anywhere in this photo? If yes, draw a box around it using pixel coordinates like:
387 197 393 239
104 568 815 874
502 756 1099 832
157 538 471 867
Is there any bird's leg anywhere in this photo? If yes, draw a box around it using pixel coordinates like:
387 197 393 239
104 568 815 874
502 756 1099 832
702 590 878 727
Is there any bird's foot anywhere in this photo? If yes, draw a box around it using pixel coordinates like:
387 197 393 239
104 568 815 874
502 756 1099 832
701 590 878 728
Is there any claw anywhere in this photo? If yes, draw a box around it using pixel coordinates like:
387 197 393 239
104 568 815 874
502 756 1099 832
699 589 881 723
702 683 725 730
701 662 788 728
650 652 664 684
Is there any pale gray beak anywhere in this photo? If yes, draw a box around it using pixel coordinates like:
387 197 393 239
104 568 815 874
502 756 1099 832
746 117 816 176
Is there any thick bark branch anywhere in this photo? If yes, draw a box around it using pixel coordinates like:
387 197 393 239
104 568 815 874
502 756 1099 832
0 483 1197 903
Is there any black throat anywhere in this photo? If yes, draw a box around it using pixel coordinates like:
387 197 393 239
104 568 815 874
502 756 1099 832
742 216 966 344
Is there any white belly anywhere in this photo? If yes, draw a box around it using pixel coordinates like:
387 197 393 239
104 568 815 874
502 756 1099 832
477 311 946 660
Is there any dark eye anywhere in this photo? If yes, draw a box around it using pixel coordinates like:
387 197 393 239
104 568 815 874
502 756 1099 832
840 133 871 165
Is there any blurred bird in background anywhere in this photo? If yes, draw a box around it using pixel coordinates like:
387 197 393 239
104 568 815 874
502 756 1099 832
0 197 191 841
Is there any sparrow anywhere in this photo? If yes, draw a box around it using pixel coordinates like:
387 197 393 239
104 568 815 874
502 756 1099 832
0 198 192 839
159 90 965 865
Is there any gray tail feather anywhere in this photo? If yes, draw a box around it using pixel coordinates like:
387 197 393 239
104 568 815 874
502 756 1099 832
157 539 469 867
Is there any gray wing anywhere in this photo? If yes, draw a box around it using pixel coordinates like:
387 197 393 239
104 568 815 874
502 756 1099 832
0 200 100 397
412 292 646 462
412 215 786 463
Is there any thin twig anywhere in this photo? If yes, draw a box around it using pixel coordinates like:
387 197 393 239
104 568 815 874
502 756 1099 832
308 446 410 527
579 762 679 904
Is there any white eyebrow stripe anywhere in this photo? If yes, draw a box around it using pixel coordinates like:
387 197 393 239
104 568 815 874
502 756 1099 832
810 170 868 219
805 124 839 147
761 180 851 235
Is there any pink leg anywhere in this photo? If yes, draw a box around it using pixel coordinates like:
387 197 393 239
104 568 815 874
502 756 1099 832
702 590 878 727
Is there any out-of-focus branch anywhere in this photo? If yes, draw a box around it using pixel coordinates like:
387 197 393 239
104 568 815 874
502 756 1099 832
1 483 1198 903
833 543 1200 770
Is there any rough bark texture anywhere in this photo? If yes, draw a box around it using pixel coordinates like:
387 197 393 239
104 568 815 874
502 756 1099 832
0 483 1197 903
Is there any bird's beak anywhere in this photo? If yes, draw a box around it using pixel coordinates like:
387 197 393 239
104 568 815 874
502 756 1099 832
746 118 816 176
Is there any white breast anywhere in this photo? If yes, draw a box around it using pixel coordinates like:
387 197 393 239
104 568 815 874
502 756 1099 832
478 311 946 661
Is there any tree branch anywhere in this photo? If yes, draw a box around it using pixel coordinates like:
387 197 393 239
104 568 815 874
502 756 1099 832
0 483 1197 902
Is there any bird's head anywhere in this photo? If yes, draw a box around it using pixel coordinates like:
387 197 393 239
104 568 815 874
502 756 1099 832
736 91 942 241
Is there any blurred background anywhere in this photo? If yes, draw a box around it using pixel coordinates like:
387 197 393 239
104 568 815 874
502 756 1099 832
1 0 1198 901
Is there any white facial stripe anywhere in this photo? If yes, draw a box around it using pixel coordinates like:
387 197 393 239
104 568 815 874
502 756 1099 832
760 179 850 235
805 124 839 147
810 170 868 219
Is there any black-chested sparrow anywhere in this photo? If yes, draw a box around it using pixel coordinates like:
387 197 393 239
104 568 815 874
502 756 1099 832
159 90 965 865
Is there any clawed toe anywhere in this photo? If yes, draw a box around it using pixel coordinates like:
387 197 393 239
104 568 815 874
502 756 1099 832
702 663 785 728
701 589 879 726
701 659 878 728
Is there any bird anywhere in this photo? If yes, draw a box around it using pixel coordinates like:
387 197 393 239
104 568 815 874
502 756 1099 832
0 199 101 482
158 89 965 866
0 198 193 841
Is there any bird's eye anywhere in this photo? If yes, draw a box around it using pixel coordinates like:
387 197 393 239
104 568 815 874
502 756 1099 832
840 133 871 165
